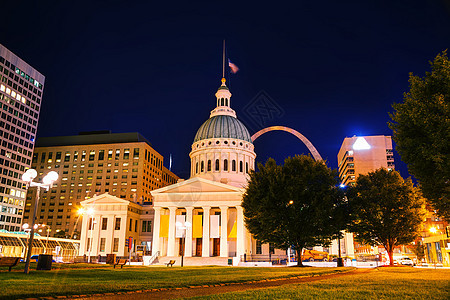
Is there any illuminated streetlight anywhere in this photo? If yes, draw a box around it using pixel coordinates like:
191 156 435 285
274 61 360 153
22 169 58 274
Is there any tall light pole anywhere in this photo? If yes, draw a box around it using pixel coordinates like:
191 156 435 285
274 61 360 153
86 207 95 263
22 169 58 274
176 221 191 267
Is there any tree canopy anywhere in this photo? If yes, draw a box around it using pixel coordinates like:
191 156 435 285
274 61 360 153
347 168 426 266
242 155 346 266
389 50 450 220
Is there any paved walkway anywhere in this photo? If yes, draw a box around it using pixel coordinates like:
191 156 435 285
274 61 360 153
72 268 371 300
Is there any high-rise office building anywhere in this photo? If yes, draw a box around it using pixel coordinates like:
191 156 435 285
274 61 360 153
23 132 179 238
337 135 395 186
0 44 45 232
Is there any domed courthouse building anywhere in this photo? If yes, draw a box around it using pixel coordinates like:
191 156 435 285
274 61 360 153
150 78 257 264
79 78 265 265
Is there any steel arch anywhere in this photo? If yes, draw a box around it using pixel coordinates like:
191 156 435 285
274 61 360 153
251 126 323 161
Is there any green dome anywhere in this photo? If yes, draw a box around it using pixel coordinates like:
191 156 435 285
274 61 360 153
194 115 252 143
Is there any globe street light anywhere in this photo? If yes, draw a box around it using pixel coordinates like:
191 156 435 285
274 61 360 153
22 169 58 274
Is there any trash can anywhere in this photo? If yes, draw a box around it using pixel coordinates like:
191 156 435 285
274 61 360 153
37 254 53 270
106 254 117 265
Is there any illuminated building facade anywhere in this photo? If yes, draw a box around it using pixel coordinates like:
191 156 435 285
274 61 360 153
336 135 395 257
337 135 394 186
0 44 45 232
23 132 178 239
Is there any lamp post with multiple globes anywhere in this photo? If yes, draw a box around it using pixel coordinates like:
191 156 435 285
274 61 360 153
21 169 58 274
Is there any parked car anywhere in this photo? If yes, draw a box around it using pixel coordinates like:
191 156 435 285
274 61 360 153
395 257 415 266
301 249 329 262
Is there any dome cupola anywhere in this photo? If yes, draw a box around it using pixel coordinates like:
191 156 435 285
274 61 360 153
189 78 256 188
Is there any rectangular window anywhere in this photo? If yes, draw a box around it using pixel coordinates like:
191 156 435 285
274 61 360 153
135 220 138 232
115 150 120 160
55 152 62 162
129 218 133 231
115 218 121 230
133 148 139 159
123 149 130 160
142 220 152 233
113 238 119 252
89 150 95 161
98 150 104 160
88 218 94 230
102 217 107 230
64 152 71 162
100 238 106 252
40 152 46 163
256 240 262 254
86 238 91 251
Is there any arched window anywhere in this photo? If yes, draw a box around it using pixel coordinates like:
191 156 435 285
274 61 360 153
225 99 228 106
239 161 243 173
215 159 219 171
221 98 224 106
201 161 204 172
207 160 211 171
196 162 198 173
246 162 249 173
232 160 236 172
224 159 228 171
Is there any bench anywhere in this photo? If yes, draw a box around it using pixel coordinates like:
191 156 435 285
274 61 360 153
0 257 21 272
114 259 128 269
166 260 176 267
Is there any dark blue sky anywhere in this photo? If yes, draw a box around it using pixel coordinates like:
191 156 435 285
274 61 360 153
2 1 449 179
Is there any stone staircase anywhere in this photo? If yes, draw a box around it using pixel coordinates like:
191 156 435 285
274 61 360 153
155 256 231 267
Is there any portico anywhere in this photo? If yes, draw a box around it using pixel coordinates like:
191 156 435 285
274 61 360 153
151 177 247 258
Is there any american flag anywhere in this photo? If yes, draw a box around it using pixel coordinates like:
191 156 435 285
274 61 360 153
228 59 239 74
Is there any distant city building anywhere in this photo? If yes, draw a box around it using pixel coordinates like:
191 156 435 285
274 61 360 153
335 135 395 258
337 135 394 186
0 44 45 232
23 132 179 238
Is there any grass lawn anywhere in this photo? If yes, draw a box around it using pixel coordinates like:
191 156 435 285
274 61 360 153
193 267 450 300
0 264 352 299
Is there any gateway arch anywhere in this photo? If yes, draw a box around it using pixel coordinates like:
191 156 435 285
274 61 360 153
251 126 323 161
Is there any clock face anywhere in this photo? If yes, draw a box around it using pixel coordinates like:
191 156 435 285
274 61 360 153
352 137 371 150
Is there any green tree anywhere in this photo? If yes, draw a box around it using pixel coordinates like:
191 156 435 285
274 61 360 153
242 155 345 266
412 242 425 263
347 168 426 266
389 50 450 220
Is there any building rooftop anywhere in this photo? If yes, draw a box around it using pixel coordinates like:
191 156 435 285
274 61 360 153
35 131 152 147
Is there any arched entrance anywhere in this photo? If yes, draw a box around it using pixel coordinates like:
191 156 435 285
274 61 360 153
251 126 323 161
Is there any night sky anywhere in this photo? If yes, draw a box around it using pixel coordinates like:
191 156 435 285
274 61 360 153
1 1 450 179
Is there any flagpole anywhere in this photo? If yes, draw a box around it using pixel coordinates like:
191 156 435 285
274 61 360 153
222 40 225 78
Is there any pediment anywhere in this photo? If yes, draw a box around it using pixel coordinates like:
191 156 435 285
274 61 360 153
151 177 244 195
80 193 130 205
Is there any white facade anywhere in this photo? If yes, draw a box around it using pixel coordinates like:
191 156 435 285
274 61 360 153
151 78 256 260
79 194 153 258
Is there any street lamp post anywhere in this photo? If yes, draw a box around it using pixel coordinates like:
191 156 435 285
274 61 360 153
22 169 58 274
176 221 191 267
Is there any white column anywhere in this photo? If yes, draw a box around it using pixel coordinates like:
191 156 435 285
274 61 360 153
185 207 193 257
220 206 228 257
236 206 245 258
202 206 210 257
167 207 177 256
79 211 88 256
151 207 161 255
